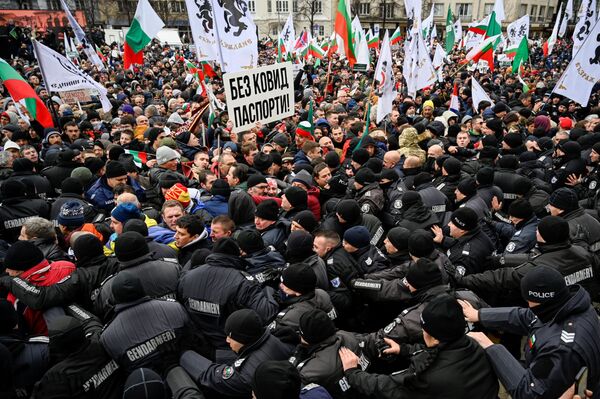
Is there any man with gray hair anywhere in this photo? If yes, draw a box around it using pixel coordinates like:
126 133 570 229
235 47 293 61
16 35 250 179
0 150 13 183
19 217 68 262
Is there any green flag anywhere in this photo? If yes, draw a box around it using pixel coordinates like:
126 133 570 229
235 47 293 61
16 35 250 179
445 6 455 53
307 99 314 136
354 103 371 151
512 36 529 73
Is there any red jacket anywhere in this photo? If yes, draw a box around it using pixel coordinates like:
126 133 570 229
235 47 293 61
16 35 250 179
8 259 75 335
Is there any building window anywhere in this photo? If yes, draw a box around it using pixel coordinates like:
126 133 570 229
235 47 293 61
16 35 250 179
276 0 288 12
519 4 528 17
313 24 324 36
456 3 472 17
530 5 537 18
538 6 545 21
313 0 322 14
483 3 494 15
267 0 272 12
380 3 394 18
48 0 60 10
358 3 370 15
171 1 185 12
272 26 279 35
433 3 444 17
547 6 554 19
293 0 298 12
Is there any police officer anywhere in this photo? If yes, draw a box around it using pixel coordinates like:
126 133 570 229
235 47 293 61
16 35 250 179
494 199 539 255
412 172 451 225
0 180 50 243
236 229 286 285
463 266 600 398
353 168 384 216
180 309 293 397
122 219 178 260
394 191 439 232
320 199 385 247
494 155 526 212
342 226 390 276
455 177 490 219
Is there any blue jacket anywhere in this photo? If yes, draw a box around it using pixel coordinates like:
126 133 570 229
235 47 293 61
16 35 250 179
204 195 229 217
86 176 146 211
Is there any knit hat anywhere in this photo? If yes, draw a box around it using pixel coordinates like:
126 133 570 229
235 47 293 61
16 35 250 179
284 186 308 209
299 309 336 344
503 132 523 148
352 148 370 165
146 127 163 145
4 241 44 271
253 153 273 172
408 230 435 258
537 216 570 244
420 294 467 342
156 146 181 165
387 227 411 251
476 167 495 185
70 166 94 188
111 202 142 223
123 368 166 399
520 265 569 304
47 316 86 358
549 187 578 212
164 183 191 207
0 299 18 334
442 157 462 175
413 172 432 188
355 167 376 186
158 172 183 189
247 174 268 189
56 201 85 227
0 180 26 198
61 177 84 195
406 258 443 289
492 102 510 114
105 161 128 179
111 272 146 304
324 151 340 169
224 309 265 345
209 237 238 256
291 169 314 188
211 179 231 197
559 117 573 130
255 199 279 221
450 207 478 231
12 158 34 172
401 191 422 210
508 198 534 220
343 226 371 249
336 199 361 223
282 263 317 294
380 168 399 182
422 100 434 110
479 146 499 160
285 230 314 259
114 232 150 262
123 219 149 237
272 132 289 147
72 234 104 263
328 174 348 195
236 229 265 254
291 210 318 232
252 361 302 399
457 177 477 197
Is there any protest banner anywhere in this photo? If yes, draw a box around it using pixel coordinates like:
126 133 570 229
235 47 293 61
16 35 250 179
223 62 294 133
59 89 92 103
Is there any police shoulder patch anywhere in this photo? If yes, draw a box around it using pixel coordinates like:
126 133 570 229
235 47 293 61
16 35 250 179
222 366 235 379
590 181 597 190
506 242 516 253
361 203 371 213
394 199 403 209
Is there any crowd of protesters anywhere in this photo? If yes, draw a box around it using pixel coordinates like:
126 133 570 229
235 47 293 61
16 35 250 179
0 22 599 399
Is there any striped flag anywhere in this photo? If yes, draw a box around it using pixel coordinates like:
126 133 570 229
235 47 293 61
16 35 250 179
125 149 149 167
123 0 164 68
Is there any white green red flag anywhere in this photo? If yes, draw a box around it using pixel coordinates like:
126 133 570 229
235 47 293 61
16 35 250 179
305 40 326 60
124 0 164 69
512 36 529 72
390 27 402 45
367 30 379 49
125 149 149 167
334 0 356 66
544 4 562 57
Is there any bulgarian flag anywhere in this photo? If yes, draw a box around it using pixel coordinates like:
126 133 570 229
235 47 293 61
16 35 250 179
390 27 402 45
306 40 326 59
467 17 489 35
512 36 529 72
0 59 53 128
367 30 379 49
277 36 286 62
517 72 530 93
464 34 501 71
200 61 216 78
503 46 518 59
125 149 149 167
123 0 164 69
334 0 356 66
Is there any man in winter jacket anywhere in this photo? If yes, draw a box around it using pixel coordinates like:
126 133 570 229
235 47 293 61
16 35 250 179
343 226 390 276
40 148 81 191
0 180 50 243
86 161 145 211
174 214 211 266
236 229 286 286
254 199 288 253
463 266 600 398
252 360 333 399
181 309 292 397
353 168 384 216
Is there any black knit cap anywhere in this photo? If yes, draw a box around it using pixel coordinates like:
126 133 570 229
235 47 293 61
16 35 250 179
285 230 314 259
252 361 302 399
380 168 399 182
408 230 435 258
73 234 104 263
442 157 462 175
114 232 150 262
413 172 433 188
284 186 308 208
248 174 268 189
4 241 44 271
327 174 349 195
123 368 166 399
291 210 318 232
520 265 569 304
211 179 231 198
386 227 411 251
324 151 340 168
212 237 241 256
224 309 265 345
105 160 128 179
336 199 361 223
514 177 533 195
255 199 279 221
476 167 495 185
420 294 467 342
123 219 149 236
282 263 317 294
12 158 34 172
352 148 370 165
253 153 273 172
405 258 443 289
450 207 478 231
457 177 477 197
508 198 534 220
479 146 499 160
236 229 265 254
537 216 570 244
355 167 376 185
0 180 26 198
503 132 523 148
111 272 146 304
401 191 422 210
299 309 336 344
549 187 578 212
61 177 84 195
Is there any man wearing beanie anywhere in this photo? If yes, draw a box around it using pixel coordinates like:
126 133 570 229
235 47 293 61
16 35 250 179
548 187 600 255
395 190 439 232
341 294 498 399
411 171 452 225
270 263 336 332
179 237 278 352
252 360 332 399
164 183 209 222
0 180 50 243
94 232 180 319
353 167 384 216
280 186 308 220
100 273 190 372
6 157 55 199
432 156 462 204
285 230 329 290
180 309 292 397
321 199 385 246
204 179 230 218
254 199 287 253
33 315 125 398
290 209 319 233
86 160 145 211
458 215 600 304
3 240 75 335
40 147 82 191
292 308 366 398
236 229 286 283
109 202 142 236
495 198 538 255
463 266 600 399
455 177 490 219
49 178 98 223
433 207 495 275
343 225 390 275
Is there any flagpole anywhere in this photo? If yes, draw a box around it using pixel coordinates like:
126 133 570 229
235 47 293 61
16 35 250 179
208 0 227 72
